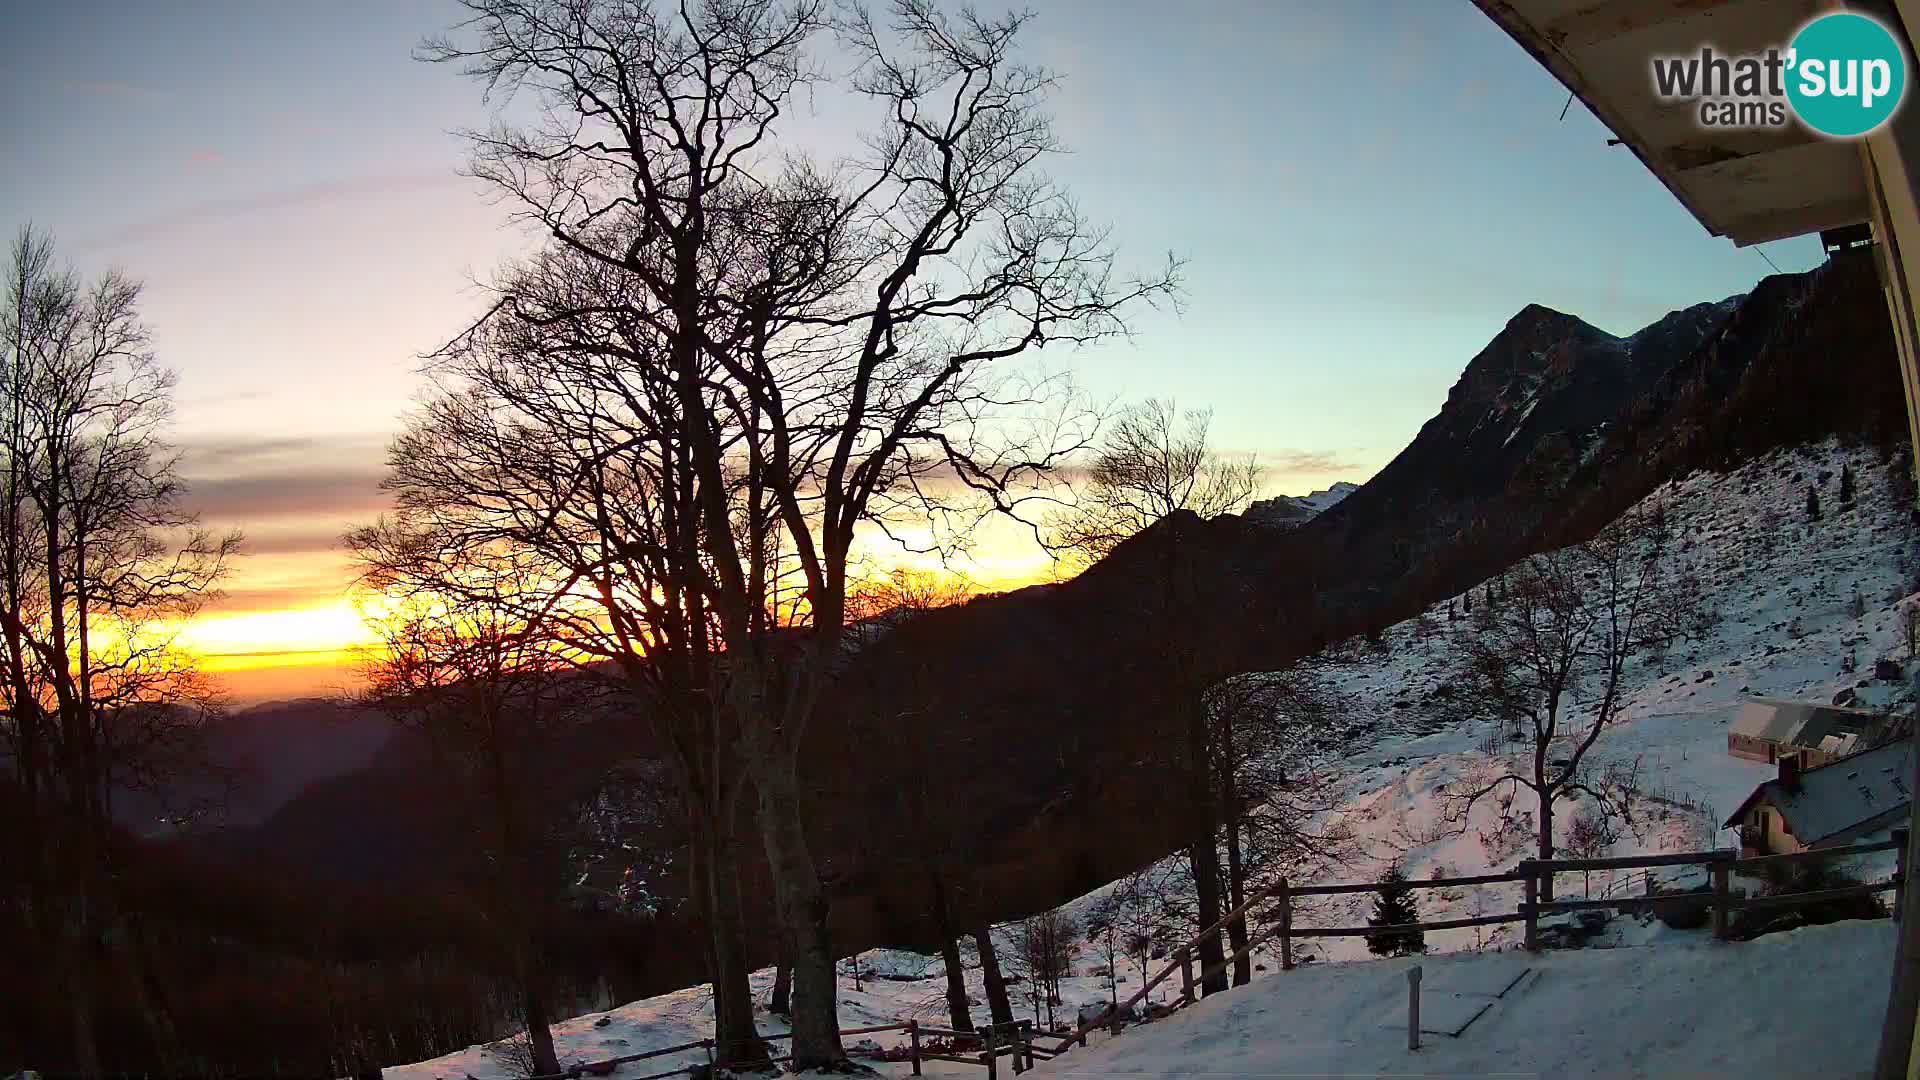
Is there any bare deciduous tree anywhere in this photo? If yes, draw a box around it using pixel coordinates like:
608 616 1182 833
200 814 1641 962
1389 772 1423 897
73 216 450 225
1044 399 1259 572
1007 908 1078 1030
854 566 981 1033
0 226 239 1077
416 0 1174 1066
348 559 594 1078
1204 673 1347 985
1044 398 1259 998
1444 505 1709 901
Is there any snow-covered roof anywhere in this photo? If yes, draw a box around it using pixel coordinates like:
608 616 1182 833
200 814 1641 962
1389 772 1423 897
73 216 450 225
1728 698 1886 749
1723 739 1916 845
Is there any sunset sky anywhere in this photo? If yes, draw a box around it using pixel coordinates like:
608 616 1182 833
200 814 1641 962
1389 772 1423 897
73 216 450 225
2 0 1823 702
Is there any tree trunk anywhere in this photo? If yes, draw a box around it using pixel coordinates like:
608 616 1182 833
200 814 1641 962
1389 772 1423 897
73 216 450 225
770 959 792 1017
1224 815 1250 987
1187 697 1227 997
930 875 974 1032
705 822 768 1068
521 965 562 1077
974 927 1014 1026
1219 719 1250 990
752 761 843 1069
1537 792 1556 904
1189 834 1228 996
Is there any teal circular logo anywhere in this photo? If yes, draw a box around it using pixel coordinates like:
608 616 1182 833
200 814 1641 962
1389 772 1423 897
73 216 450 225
1787 12 1908 137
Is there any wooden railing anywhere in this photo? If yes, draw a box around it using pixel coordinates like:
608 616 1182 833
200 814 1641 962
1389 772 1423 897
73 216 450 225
521 1017 1050 1079
520 832 1909 1079
1060 831 1910 1053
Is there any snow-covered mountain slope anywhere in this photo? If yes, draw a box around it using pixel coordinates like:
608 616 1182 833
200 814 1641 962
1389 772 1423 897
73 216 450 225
1275 438 1915 957
1243 481 1361 528
395 440 1916 1079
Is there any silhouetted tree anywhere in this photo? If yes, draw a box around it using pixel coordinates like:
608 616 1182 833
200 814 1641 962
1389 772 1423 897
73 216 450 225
770 961 792 1017
0 226 240 1077
1841 462 1857 507
852 567 980 1033
348 562 592 1078
973 927 1015 1027
1045 399 1257 998
417 0 1173 1064
1807 484 1822 522
1365 865 1425 957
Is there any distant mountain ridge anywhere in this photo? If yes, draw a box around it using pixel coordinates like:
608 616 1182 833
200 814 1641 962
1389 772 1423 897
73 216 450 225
1244 481 1360 528
113 697 390 836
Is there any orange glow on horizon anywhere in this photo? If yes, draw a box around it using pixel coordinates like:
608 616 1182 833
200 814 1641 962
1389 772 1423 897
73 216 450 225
187 504 1082 705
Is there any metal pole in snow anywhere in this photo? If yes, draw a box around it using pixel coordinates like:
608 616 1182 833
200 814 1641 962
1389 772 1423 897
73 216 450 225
1407 965 1422 1052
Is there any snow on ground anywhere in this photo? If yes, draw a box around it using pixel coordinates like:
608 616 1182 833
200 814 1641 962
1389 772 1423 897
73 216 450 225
1026 919 1895 1080
1281 439 1918 958
396 441 1917 1078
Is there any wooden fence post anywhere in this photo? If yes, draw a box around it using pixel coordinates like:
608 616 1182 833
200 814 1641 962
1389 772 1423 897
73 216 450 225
1711 860 1731 940
983 1047 996 1080
1520 862 1540 951
908 1020 921 1077
1178 946 1194 1003
1896 828 1910 923
1020 1019 1034 1070
1278 877 1294 971
1407 964 1422 1052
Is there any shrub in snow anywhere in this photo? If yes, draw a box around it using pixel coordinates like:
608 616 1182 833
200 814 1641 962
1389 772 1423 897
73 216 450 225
1649 884 1712 931
490 1031 543 1079
1365 864 1426 957
1732 862 1888 941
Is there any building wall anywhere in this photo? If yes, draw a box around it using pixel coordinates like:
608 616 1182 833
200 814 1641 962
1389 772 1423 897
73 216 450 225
1740 801 1804 856
1729 733 1778 763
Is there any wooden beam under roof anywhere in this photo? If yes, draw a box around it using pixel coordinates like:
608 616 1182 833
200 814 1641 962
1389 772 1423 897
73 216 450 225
1545 0 1822 49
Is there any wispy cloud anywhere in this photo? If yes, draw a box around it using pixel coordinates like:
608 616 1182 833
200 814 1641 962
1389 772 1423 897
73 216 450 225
186 465 388 521
81 172 471 251
178 433 391 560
180 432 387 476
187 148 226 167
1264 449 1367 476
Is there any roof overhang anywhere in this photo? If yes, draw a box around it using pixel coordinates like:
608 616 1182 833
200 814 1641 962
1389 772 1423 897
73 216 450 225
1473 0 1876 246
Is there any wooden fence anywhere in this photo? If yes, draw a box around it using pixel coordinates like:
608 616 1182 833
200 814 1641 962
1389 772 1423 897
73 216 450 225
1059 831 1911 1052
520 832 1908 1079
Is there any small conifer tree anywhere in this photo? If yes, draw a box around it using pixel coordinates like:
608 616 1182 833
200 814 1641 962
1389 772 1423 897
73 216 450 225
1366 864 1427 957
1806 484 1822 522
